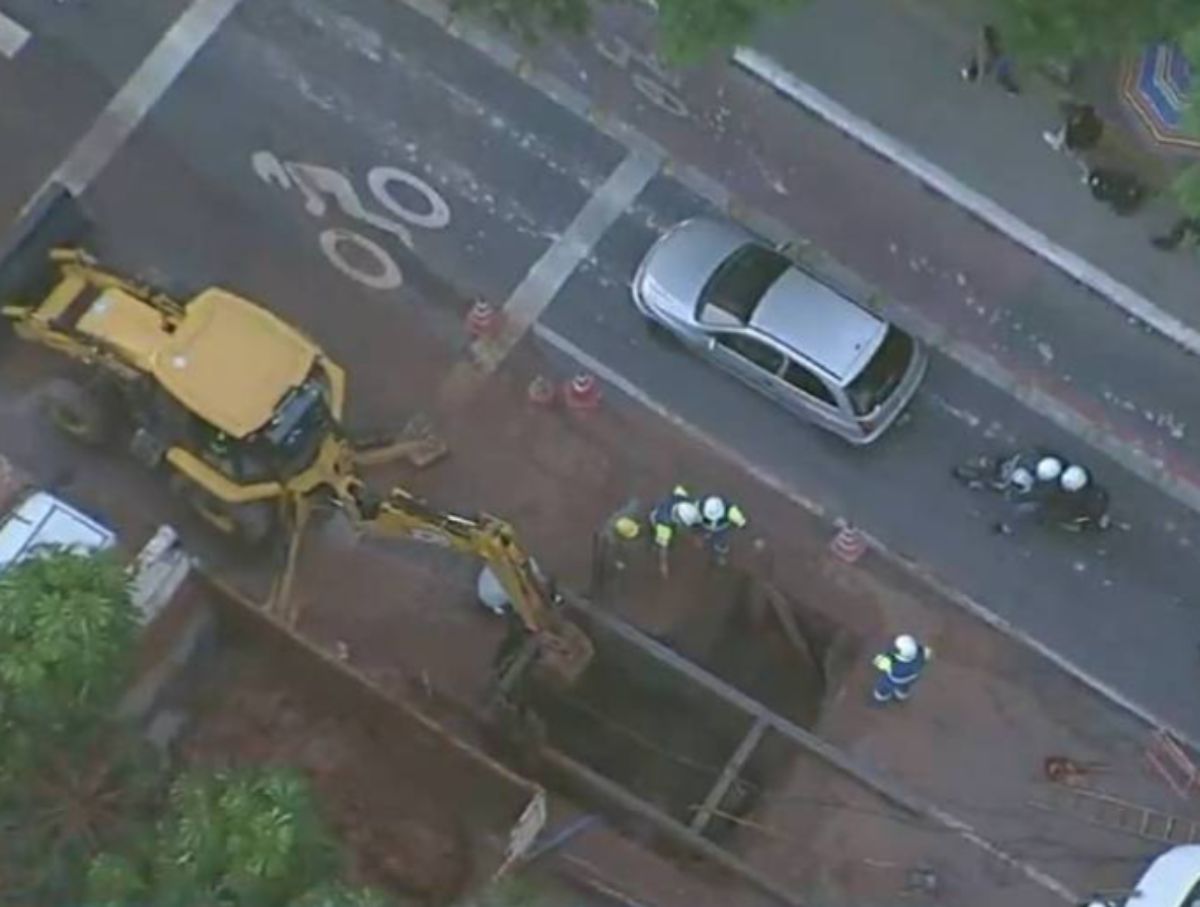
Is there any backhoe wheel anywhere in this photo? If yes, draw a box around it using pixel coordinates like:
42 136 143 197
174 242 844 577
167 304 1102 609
169 474 276 547
43 378 113 446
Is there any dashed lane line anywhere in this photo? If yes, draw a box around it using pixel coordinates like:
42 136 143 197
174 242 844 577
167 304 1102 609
50 0 244 195
0 10 29 58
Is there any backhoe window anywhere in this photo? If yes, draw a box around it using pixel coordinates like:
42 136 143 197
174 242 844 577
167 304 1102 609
194 372 332 484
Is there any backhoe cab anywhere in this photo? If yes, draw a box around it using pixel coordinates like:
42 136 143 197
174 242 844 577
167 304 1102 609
2 247 348 544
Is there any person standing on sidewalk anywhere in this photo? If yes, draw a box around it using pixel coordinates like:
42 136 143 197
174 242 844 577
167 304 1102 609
961 25 1020 95
1043 102 1103 157
1152 215 1200 251
871 634 933 705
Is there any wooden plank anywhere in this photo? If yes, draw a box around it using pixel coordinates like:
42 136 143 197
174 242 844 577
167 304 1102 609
690 716 768 835
566 594 1082 904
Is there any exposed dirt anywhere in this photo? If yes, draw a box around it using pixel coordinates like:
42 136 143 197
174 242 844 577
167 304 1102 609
176 638 513 905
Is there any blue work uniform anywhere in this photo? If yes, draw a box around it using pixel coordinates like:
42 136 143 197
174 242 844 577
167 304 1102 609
871 644 931 703
699 501 747 556
649 485 694 549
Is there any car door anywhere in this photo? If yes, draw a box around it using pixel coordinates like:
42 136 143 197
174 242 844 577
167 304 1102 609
708 331 785 397
778 358 856 438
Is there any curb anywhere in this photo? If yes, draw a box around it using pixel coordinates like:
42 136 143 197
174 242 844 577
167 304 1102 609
396 0 1200 765
533 321 1200 759
732 46 1200 360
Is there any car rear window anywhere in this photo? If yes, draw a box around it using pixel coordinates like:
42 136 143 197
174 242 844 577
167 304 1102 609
699 244 789 324
847 327 913 416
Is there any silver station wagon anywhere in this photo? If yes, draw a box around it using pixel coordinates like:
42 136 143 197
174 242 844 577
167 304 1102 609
632 218 927 445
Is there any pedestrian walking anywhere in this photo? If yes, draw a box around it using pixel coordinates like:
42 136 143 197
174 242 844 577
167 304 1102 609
961 24 1020 94
1085 166 1146 216
870 634 933 705
648 484 700 577
1043 102 1103 154
697 494 747 565
1152 215 1200 251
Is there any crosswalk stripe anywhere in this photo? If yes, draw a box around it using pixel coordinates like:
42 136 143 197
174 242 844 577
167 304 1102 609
0 11 30 59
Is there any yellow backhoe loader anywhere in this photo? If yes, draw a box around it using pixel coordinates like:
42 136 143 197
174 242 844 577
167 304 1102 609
0 186 592 683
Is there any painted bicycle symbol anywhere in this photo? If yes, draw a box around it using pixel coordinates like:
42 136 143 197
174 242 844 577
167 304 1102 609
252 150 452 291
592 33 689 119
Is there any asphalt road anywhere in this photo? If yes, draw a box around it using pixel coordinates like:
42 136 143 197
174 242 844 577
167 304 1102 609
5 0 1200 749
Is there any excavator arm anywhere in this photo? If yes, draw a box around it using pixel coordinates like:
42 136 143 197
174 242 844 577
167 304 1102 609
333 477 594 684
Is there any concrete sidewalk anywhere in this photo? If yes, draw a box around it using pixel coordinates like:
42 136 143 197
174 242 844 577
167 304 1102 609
737 0 1200 354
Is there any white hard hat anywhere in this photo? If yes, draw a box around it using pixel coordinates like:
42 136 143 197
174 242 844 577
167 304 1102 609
894 634 919 661
1060 465 1089 493
675 501 701 527
702 496 727 523
1035 456 1063 482
1009 466 1035 493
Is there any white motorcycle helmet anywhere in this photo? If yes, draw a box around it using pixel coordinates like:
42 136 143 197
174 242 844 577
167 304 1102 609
1060 465 1090 493
1009 466 1035 494
1035 456 1063 483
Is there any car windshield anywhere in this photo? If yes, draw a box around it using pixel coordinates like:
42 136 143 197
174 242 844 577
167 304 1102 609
698 244 789 324
846 327 913 416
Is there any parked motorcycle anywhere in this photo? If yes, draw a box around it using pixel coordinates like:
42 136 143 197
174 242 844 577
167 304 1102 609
952 450 1112 533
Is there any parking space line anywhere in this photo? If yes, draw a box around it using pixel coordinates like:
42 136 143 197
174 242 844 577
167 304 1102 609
0 11 30 59
51 0 243 194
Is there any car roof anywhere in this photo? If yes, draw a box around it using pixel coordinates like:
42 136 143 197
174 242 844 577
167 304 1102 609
0 491 116 570
1130 846 1200 906
152 289 318 439
750 266 886 381
637 217 751 323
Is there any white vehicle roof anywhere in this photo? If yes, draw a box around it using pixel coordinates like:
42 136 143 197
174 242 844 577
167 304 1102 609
1128 846 1200 907
0 490 116 570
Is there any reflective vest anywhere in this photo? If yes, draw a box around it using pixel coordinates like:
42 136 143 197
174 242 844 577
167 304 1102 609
650 485 694 548
872 645 930 686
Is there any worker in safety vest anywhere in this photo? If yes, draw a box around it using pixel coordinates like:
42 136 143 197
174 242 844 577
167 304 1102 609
648 485 701 577
697 495 747 565
871 634 932 705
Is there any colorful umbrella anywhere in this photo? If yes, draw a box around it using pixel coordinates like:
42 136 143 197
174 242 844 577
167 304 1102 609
1121 42 1200 153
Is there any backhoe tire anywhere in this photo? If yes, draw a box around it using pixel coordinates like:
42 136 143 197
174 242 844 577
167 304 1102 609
43 378 113 446
169 473 276 548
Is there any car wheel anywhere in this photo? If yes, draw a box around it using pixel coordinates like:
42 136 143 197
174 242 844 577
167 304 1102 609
43 377 114 446
169 473 276 547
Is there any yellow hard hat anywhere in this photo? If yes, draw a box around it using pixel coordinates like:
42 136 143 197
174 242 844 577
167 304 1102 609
614 516 641 539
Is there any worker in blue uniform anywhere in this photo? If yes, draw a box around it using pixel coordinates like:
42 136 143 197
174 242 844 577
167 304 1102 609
871 634 933 705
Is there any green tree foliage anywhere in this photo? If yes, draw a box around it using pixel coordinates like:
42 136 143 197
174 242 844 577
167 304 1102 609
997 0 1200 62
0 549 135 774
0 550 147 904
87 767 392 907
656 0 803 64
450 0 806 64
450 0 591 46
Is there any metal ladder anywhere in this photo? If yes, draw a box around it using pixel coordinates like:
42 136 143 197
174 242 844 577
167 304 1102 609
1031 784 1200 845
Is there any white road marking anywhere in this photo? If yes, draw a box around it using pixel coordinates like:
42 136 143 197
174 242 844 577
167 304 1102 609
51 0 244 194
474 149 660 372
0 11 29 59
